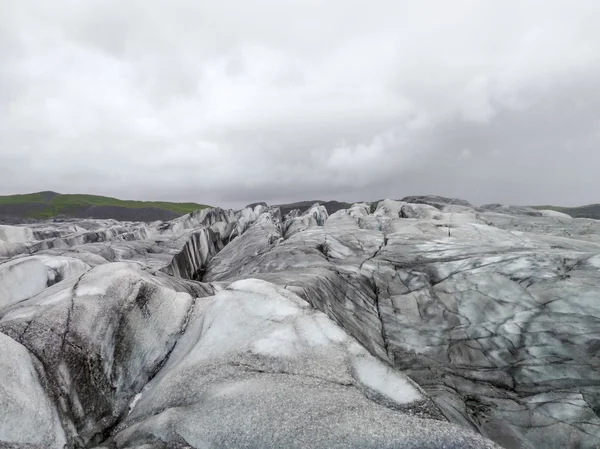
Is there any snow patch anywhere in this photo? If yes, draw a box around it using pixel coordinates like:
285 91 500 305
253 325 299 357
353 356 423 405
0 225 34 243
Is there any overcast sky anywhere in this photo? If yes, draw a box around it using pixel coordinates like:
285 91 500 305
1 1 599 208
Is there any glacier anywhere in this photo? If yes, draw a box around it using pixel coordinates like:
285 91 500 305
1 198 599 448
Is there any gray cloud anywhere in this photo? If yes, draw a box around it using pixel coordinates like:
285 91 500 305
1 0 599 208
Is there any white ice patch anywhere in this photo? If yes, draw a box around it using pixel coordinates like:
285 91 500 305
295 314 348 347
374 199 406 218
75 283 108 297
586 254 600 269
538 209 572 219
0 258 49 308
353 356 423 405
0 306 37 323
0 333 67 448
128 393 143 415
227 279 305 319
253 325 299 357
325 237 356 259
0 225 34 243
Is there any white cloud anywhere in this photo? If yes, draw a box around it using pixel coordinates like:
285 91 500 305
1 0 600 207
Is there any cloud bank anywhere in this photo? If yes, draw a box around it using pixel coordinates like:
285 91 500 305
1 0 599 207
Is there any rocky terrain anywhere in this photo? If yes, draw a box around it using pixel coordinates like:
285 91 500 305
1 197 599 448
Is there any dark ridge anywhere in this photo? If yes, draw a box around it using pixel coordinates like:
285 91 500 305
0 204 180 223
0 203 48 218
532 203 600 220
275 200 354 216
401 195 472 209
78 206 179 222
480 204 543 217
38 191 60 202
245 202 268 209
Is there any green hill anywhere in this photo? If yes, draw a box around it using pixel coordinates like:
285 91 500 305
532 204 600 220
0 191 210 222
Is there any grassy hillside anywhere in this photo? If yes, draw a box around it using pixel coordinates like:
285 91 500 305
532 204 600 220
0 191 210 221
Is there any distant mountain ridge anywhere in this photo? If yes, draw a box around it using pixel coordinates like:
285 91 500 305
268 197 600 220
2 191 599 223
0 191 209 223
272 200 355 217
